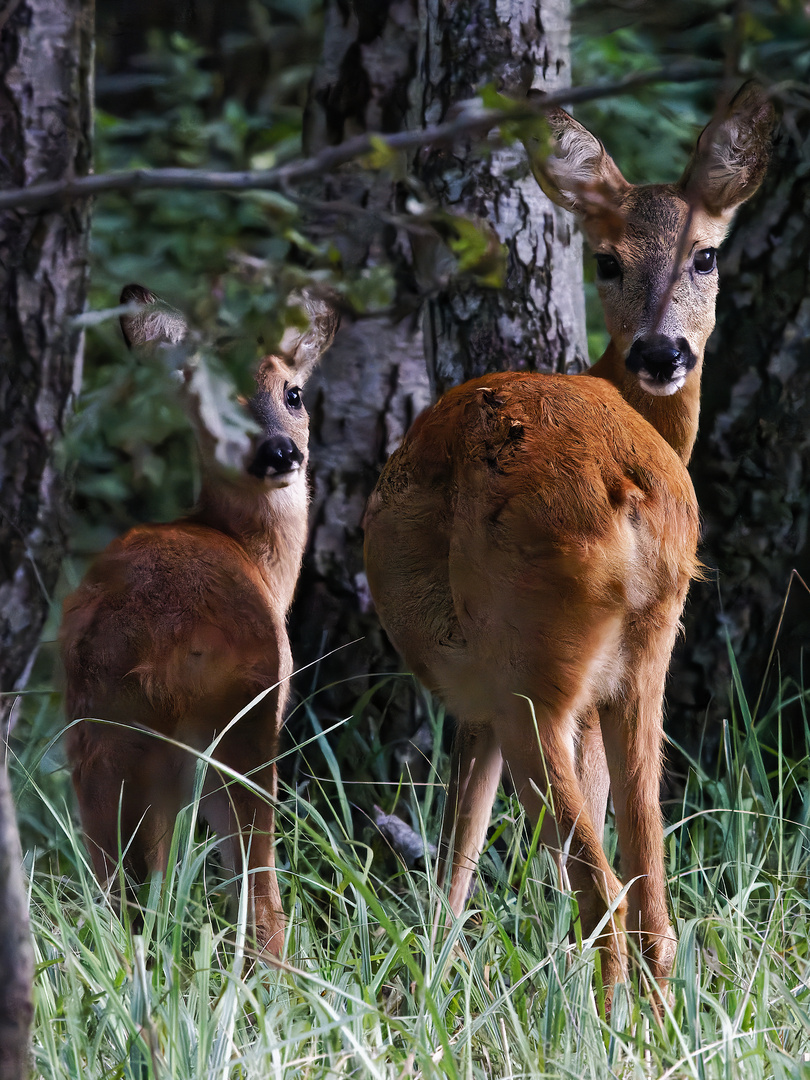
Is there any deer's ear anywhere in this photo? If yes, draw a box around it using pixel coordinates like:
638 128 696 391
277 290 340 385
679 82 776 220
119 284 189 349
524 101 631 217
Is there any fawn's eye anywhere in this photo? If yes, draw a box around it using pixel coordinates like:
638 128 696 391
595 254 622 281
285 386 303 409
693 248 717 274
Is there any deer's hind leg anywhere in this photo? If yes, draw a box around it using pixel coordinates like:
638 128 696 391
69 721 189 892
499 699 629 994
437 721 503 918
599 612 681 989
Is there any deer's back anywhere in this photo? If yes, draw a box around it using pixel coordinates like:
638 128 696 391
61 521 285 736
364 372 700 713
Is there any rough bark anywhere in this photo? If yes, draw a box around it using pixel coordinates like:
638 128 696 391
418 0 587 393
0 2 94 1076
291 1 431 753
291 1 584 755
673 97 810 739
0 0 94 727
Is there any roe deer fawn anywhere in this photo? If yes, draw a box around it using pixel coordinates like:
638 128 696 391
62 284 338 956
364 84 774 999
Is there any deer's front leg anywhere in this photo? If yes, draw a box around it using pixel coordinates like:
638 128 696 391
578 706 611 843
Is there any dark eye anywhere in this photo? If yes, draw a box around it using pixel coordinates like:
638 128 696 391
285 386 303 410
694 248 717 274
595 254 622 281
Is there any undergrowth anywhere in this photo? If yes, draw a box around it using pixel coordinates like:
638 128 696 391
9 658 810 1079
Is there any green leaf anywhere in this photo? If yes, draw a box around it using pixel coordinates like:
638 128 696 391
445 215 506 288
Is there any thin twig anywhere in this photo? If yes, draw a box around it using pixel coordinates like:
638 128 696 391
0 63 721 212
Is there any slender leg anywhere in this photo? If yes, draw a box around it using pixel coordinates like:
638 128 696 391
202 766 286 957
437 723 503 918
72 728 184 881
600 634 678 988
200 694 286 958
500 709 628 993
578 706 610 842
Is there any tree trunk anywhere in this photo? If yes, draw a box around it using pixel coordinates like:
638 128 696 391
291 0 432 761
419 0 586 393
674 94 810 740
290 0 583 774
0 2 94 1076
0 0 94 726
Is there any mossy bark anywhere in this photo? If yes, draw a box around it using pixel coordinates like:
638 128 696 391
418 0 586 393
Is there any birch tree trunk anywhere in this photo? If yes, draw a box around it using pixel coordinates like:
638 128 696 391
418 0 586 393
0 2 94 1075
0 0 94 726
291 0 584 768
0 761 33 1080
293 1 432 753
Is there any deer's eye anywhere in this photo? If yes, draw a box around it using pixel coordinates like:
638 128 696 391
285 386 303 410
694 248 717 274
595 254 622 281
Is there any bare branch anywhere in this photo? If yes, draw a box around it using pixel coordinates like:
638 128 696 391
0 64 721 212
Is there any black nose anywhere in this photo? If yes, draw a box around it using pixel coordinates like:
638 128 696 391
248 436 305 478
626 335 695 383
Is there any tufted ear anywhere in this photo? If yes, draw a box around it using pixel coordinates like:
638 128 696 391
119 283 188 349
523 97 631 250
276 289 340 385
524 98 630 217
678 81 776 221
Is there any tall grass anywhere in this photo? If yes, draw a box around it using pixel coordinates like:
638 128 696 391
10 660 810 1079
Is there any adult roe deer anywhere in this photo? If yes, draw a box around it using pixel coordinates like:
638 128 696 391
364 84 774 998
62 284 338 956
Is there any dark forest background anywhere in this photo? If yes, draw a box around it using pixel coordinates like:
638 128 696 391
6 0 810 845
0 5 808 1070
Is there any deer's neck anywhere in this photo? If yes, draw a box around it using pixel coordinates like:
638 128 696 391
587 341 701 464
191 476 309 613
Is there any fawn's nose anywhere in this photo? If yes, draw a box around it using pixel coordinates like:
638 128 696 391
248 436 305 479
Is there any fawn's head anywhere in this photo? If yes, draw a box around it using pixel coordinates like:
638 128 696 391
120 284 338 490
528 82 775 398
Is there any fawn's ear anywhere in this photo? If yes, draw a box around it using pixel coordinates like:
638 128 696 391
524 99 631 217
678 81 776 221
120 284 189 349
276 289 340 385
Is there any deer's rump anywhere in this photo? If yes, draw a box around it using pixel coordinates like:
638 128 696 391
61 520 285 737
364 372 699 717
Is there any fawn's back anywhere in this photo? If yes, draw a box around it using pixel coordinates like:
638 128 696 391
62 285 338 956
